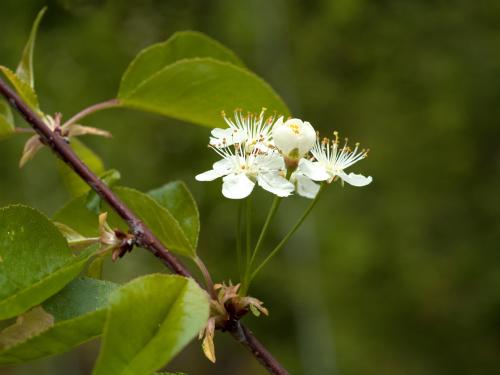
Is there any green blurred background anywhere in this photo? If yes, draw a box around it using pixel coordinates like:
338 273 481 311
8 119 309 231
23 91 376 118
1 0 500 374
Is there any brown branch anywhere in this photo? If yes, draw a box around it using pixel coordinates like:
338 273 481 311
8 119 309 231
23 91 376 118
224 304 289 374
0 77 289 375
233 323 289 375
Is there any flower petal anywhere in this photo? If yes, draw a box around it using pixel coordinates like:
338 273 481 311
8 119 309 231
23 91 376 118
210 128 245 146
298 158 330 181
257 172 294 197
273 116 284 128
338 171 373 187
295 173 320 199
196 158 234 182
212 158 234 173
211 127 231 138
255 153 284 171
222 173 255 199
210 128 233 146
195 169 222 181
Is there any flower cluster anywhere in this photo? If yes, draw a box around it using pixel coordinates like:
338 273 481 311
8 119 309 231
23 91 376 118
196 109 372 199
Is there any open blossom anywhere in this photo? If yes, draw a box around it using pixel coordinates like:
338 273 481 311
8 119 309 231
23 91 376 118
298 131 372 187
210 108 275 152
196 110 294 199
272 117 316 162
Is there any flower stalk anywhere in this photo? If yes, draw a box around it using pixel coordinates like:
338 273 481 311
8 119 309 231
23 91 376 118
250 183 326 282
241 195 282 295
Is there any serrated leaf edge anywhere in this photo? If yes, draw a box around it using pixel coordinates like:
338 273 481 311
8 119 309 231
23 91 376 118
0 66 40 111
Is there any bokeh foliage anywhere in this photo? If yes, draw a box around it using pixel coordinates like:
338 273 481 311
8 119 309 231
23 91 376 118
1 0 499 374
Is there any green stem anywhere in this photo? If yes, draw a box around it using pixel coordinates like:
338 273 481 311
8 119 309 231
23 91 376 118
250 184 325 282
236 200 243 276
61 98 120 128
250 196 282 267
241 195 282 295
245 196 252 267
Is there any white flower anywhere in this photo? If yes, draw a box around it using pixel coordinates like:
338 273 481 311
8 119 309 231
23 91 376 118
290 171 321 199
196 110 294 199
272 117 316 161
196 147 293 199
210 108 276 153
298 132 372 187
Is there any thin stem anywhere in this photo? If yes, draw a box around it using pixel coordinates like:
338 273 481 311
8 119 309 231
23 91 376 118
241 196 282 295
14 127 35 134
193 256 216 299
0 77 288 375
245 196 252 267
61 98 120 128
236 200 243 276
250 184 325 281
250 196 281 267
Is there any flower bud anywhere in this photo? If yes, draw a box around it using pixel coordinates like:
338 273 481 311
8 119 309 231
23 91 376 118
272 117 316 167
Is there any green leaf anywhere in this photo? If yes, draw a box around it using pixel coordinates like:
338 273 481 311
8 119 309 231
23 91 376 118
16 7 47 88
113 188 196 258
0 307 54 353
0 8 46 115
0 116 14 139
0 99 15 140
58 138 105 197
0 66 40 111
53 195 99 238
0 278 119 365
86 169 121 214
54 187 197 258
149 181 199 250
120 31 245 98
119 58 289 128
0 205 93 320
0 98 14 125
92 274 209 375
86 255 105 279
